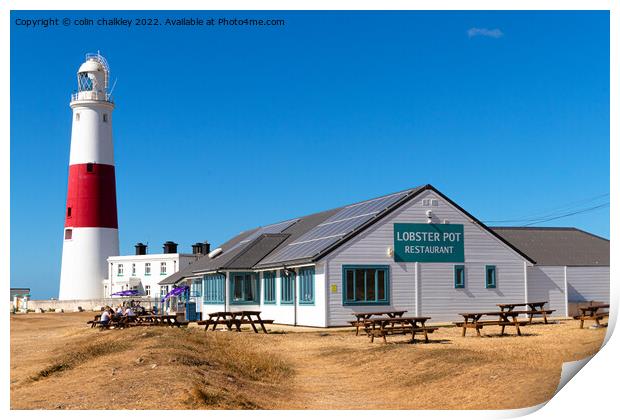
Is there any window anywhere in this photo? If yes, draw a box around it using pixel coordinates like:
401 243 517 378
145 285 151 296
280 269 295 304
263 271 276 304
342 265 389 305
230 272 259 304
64 228 73 240
454 265 465 288
78 72 93 91
160 285 169 296
145 263 151 276
131 263 136 277
103 113 108 122
86 163 94 173
160 262 167 275
117 264 124 276
485 265 496 288
75 113 80 121
190 281 203 298
67 207 72 217
299 267 315 305
203 274 225 303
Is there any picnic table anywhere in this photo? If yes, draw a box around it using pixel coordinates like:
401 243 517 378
363 316 437 344
349 310 408 336
87 314 187 329
133 314 188 327
496 301 555 324
86 314 137 329
197 311 274 334
456 311 529 337
574 304 609 329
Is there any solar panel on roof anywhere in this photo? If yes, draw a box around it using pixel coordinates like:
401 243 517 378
262 237 340 263
332 191 407 221
300 214 375 242
224 219 298 256
260 189 415 264
238 219 298 244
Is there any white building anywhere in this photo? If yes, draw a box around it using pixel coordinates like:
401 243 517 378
162 185 609 327
104 241 204 299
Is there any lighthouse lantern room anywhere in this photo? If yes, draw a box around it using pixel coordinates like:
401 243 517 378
59 53 119 300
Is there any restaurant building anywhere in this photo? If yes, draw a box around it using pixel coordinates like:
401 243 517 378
160 184 609 326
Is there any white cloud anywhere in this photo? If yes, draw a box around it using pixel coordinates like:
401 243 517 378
467 27 504 38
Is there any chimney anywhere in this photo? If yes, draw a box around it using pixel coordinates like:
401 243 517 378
163 241 178 254
192 243 203 255
135 242 147 255
191 241 211 255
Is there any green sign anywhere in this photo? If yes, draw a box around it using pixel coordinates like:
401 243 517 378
393 223 464 262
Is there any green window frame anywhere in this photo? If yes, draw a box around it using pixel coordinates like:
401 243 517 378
203 274 225 304
485 265 496 288
230 272 260 304
190 281 203 298
299 267 315 305
342 265 390 305
454 265 465 288
280 270 295 305
263 271 277 304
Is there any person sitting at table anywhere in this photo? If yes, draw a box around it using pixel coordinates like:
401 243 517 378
123 306 135 317
100 307 111 327
114 305 123 318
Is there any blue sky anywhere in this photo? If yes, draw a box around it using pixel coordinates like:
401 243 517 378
11 11 609 299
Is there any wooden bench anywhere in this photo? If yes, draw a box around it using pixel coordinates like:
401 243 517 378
456 311 528 337
200 311 273 333
497 302 554 324
364 316 433 344
350 310 408 336
574 305 609 329
512 309 556 324
368 325 438 344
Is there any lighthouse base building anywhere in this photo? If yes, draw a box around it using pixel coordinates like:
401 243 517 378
160 184 609 326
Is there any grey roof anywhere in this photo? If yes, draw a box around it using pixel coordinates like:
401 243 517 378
158 228 260 285
491 227 609 266
162 184 548 285
221 234 290 269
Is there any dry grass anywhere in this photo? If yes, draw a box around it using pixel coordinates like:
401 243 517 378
11 314 292 409
10 313 606 410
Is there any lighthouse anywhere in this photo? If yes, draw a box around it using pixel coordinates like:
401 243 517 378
58 53 119 300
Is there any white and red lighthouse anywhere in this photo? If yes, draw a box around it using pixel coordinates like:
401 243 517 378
59 53 119 300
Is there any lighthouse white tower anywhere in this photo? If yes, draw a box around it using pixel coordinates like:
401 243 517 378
59 53 119 300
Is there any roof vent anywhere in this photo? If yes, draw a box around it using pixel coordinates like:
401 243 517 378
208 247 223 259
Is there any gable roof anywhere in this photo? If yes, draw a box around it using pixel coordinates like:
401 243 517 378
491 227 609 266
158 228 259 285
160 184 538 285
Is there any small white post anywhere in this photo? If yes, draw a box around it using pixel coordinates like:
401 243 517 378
414 262 420 316
564 266 569 317
524 261 529 302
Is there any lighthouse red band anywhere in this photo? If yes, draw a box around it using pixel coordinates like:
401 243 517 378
65 163 118 228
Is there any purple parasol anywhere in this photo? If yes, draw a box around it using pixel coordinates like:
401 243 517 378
111 290 140 297
161 285 189 303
